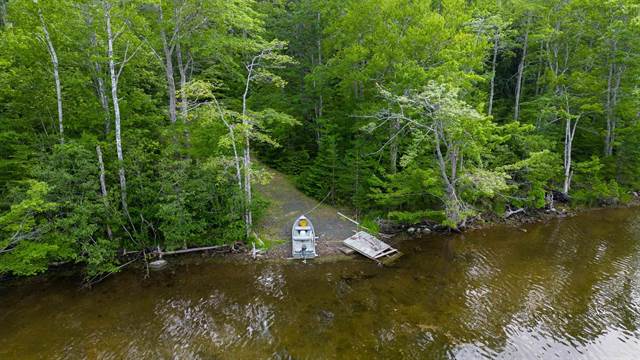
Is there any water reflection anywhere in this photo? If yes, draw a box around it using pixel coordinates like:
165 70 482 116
1 208 640 358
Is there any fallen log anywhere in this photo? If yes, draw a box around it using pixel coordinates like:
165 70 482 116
159 244 231 256
504 208 525 219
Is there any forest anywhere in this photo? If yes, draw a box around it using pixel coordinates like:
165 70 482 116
0 0 639 279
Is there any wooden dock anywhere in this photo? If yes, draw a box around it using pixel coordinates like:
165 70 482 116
343 231 401 264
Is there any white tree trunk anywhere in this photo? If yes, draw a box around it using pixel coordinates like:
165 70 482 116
605 59 614 157
224 123 242 192
176 41 192 147
210 96 242 193
610 67 623 154
86 14 111 136
176 42 189 120
488 32 499 117
563 111 578 196
158 6 177 124
514 27 529 121
434 124 462 226
242 137 252 236
242 61 254 237
604 44 623 157
104 2 131 221
96 145 113 240
95 64 111 135
389 118 399 173
38 6 64 144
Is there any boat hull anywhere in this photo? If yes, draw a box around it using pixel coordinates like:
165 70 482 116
291 215 317 259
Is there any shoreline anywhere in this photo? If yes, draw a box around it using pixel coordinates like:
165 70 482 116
1 203 638 288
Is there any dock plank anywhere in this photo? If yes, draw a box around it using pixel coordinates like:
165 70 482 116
343 231 399 261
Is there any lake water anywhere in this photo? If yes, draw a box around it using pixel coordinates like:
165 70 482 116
1 208 640 359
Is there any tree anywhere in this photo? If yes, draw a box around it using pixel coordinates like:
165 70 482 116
141 0 203 124
102 0 141 225
34 0 64 144
378 82 502 228
239 40 294 236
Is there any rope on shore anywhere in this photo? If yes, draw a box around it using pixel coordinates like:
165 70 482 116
302 190 332 217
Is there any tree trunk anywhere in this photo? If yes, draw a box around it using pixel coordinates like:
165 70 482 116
563 109 578 196
604 59 614 157
562 120 572 195
86 13 111 136
313 11 323 145
389 118 399 173
242 140 252 237
104 2 131 223
605 43 623 157
158 6 177 124
211 96 242 193
95 64 111 136
488 31 499 117
176 41 188 120
514 27 529 121
176 41 192 147
241 59 255 238
434 124 461 227
96 145 113 240
38 6 64 144
610 66 623 154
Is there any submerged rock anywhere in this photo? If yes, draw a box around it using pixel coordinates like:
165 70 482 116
317 309 335 326
149 259 168 271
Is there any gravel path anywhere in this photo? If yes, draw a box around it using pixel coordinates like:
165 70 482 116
254 167 358 258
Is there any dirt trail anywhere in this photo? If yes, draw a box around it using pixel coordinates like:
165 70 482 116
254 167 358 258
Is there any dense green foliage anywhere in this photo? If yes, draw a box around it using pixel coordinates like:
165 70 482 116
1 0 639 278
261 0 640 222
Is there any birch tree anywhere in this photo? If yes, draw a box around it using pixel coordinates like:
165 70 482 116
604 45 624 157
142 0 202 124
601 1 636 157
379 82 501 228
103 0 140 224
470 13 511 117
96 145 113 240
561 95 580 195
514 16 530 121
84 8 111 136
35 0 64 144
240 40 294 236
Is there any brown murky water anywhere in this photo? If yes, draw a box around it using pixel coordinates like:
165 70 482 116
1 208 640 359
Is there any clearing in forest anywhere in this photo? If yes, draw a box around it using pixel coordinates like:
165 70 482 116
254 167 357 258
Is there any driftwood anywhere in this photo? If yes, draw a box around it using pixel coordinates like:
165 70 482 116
504 207 525 219
119 244 234 258
159 244 231 256
337 212 369 229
